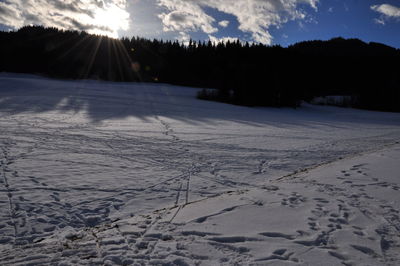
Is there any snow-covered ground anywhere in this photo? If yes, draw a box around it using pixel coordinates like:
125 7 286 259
0 73 399 265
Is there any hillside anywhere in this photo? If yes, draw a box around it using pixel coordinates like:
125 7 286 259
1 26 399 111
0 74 399 265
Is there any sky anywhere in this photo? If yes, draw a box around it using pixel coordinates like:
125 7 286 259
0 0 399 48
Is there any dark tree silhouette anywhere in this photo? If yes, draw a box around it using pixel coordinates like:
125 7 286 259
0 26 399 111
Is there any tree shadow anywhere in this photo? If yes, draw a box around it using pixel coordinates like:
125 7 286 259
1 73 400 130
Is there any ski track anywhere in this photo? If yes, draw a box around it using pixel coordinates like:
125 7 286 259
0 74 400 265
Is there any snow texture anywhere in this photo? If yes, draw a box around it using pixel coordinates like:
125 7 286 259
0 73 400 265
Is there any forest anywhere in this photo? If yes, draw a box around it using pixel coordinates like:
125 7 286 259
0 26 399 111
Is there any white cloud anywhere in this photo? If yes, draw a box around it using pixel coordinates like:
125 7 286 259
0 0 320 43
0 0 130 37
208 35 240 44
374 18 385 25
218 20 229 27
177 31 191 45
157 0 217 34
157 0 319 45
371 4 400 25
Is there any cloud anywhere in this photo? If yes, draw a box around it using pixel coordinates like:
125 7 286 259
176 31 191 45
371 4 400 24
218 20 229 27
208 35 240 44
0 2 23 26
0 0 130 37
157 0 319 45
0 0 320 43
374 18 386 25
157 1 217 34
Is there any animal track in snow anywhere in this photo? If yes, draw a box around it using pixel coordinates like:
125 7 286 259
281 192 307 208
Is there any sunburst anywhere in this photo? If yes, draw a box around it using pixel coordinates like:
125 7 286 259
91 3 130 38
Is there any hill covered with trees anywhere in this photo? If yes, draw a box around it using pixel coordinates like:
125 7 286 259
0 26 399 111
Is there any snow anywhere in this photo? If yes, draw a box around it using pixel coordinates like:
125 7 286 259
0 73 399 265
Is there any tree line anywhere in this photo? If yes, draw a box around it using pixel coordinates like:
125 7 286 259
0 26 399 111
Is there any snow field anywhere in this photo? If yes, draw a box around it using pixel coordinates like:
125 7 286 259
0 73 400 265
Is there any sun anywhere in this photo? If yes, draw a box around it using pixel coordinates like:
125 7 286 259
91 4 130 38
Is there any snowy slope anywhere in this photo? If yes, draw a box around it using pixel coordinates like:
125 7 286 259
0 73 400 265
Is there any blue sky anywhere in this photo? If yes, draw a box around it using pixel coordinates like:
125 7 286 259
0 0 399 47
268 0 400 47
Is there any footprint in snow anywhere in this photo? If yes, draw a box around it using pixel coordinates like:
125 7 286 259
351 245 380 258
